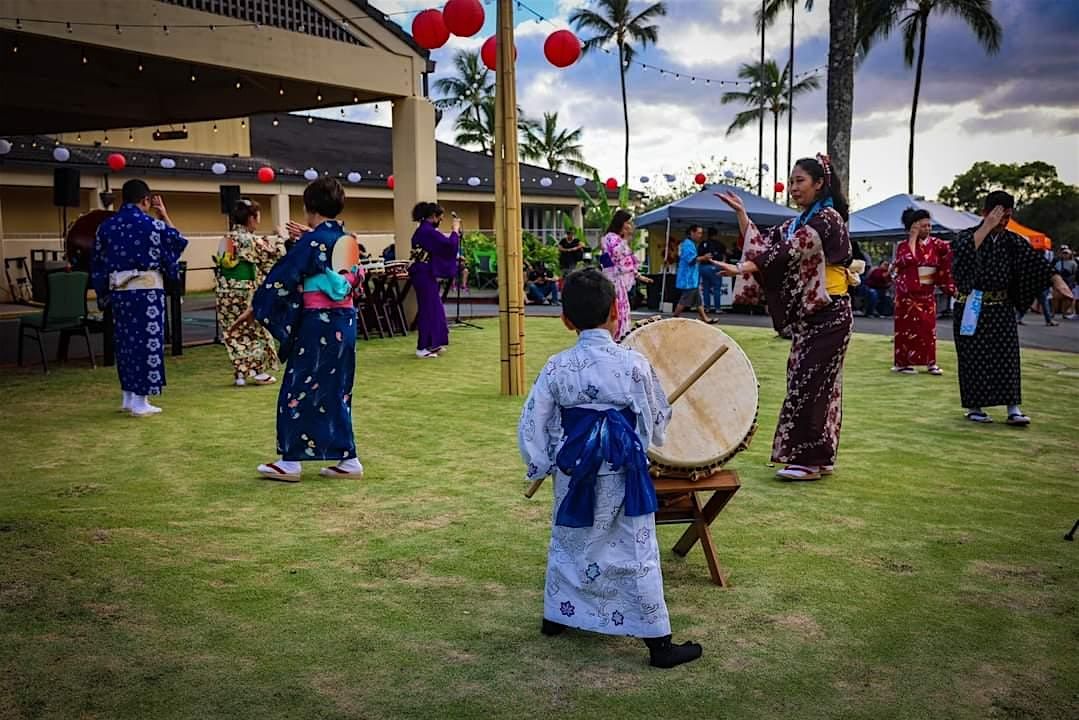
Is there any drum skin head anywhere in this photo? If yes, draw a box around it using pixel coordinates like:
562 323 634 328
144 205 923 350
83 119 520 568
621 317 759 474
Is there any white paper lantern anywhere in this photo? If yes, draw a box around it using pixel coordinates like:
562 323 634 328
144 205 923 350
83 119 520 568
0 139 11 155
467 176 481 187
303 168 319 181
52 147 70 162
347 171 362 183
435 175 443 184
539 177 553 187
160 158 176 169
664 173 676 183
211 162 227 175
639 175 650 184
723 169 736 179
574 177 587 187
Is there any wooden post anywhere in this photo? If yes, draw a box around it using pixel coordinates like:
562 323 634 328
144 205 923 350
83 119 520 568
494 0 526 396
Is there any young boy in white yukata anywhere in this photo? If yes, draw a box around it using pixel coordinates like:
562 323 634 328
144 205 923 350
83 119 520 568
518 269 703 669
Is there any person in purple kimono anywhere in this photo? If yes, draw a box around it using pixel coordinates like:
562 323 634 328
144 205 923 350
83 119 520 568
408 202 461 358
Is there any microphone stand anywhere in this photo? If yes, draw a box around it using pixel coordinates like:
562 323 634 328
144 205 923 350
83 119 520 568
448 258 482 330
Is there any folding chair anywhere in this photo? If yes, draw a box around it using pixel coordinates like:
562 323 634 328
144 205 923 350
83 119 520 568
18 270 96 373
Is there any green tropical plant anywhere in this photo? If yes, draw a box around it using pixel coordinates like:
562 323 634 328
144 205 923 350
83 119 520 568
521 112 594 174
571 0 667 188
721 59 820 199
522 231 561 271
858 0 1002 193
433 51 494 150
561 170 642 253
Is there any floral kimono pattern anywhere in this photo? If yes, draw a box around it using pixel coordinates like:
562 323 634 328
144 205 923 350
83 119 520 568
91 204 188 396
601 232 640 340
518 329 673 638
216 227 286 377
893 235 955 367
253 220 360 462
735 207 853 466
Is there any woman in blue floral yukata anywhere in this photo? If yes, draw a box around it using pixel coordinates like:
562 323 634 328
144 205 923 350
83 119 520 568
233 178 364 482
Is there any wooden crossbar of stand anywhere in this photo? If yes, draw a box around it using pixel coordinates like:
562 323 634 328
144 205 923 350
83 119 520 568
653 469 741 587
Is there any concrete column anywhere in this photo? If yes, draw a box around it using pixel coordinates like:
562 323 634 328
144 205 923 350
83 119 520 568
271 191 291 232
391 97 437 260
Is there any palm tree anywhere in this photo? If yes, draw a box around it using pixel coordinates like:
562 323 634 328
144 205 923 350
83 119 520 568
521 112 595 174
758 0 815 204
454 97 538 157
570 0 667 188
859 0 1001 193
721 60 820 200
433 51 494 153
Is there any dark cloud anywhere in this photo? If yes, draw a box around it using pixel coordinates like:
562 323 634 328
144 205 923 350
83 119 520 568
961 111 1079 136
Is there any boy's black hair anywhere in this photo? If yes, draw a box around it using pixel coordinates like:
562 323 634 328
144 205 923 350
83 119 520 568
984 190 1015 212
686 224 702 235
303 177 345 218
562 269 616 330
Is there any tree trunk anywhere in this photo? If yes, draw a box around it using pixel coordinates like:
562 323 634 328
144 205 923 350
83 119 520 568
758 0 766 196
827 0 855 199
786 0 795 205
618 42 630 190
908 16 928 194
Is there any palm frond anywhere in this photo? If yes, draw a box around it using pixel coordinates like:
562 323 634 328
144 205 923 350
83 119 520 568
938 0 1002 53
726 108 763 136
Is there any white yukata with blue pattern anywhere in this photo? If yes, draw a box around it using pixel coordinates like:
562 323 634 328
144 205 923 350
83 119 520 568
518 329 673 638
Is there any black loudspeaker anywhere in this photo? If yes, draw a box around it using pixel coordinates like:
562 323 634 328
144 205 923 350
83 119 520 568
219 184 241 215
53 168 81 208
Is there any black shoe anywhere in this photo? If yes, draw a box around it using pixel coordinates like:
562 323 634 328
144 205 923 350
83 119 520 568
643 635 703 668
541 619 567 636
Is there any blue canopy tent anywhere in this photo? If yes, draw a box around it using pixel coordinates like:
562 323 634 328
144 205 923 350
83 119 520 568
636 183 799 229
636 184 797 310
849 194 978 240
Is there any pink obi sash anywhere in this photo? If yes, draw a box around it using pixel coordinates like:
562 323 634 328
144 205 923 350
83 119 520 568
302 292 354 310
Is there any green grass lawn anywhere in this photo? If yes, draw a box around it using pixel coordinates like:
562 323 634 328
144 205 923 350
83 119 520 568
1 318 1077 720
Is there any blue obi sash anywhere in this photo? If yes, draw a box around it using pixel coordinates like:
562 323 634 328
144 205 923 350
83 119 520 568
554 407 657 528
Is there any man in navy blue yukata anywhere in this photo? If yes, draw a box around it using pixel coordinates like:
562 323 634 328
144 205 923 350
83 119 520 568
92 180 188 417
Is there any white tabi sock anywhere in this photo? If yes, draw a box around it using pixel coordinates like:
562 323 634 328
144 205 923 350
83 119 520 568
274 459 301 474
121 391 134 411
336 457 363 472
130 395 162 416
1007 405 1022 417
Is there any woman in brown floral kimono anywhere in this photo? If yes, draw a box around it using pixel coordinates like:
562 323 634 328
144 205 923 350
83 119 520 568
715 155 854 481
215 199 286 386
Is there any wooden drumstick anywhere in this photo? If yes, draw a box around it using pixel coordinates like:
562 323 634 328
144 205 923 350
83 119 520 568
524 343 729 499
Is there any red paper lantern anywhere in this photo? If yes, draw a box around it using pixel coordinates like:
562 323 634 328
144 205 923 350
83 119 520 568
774 181 785 193
605 177 618 191
257 166 275 183
412 9 450 49
543 29 581 68
443 0 485 38
480 35 516 70
106 153 126 172
387 175 395 189
694 173 707 185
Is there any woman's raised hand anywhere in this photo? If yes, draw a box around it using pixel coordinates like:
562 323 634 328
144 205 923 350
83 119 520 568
715 191 746 214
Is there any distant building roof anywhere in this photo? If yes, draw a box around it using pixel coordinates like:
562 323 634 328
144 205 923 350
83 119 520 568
0 113 612 201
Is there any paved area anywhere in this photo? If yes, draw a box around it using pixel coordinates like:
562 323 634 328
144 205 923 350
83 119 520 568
1 293 1075 372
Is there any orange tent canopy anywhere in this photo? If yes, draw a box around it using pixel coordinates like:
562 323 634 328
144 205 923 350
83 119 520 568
1007 219 1052 250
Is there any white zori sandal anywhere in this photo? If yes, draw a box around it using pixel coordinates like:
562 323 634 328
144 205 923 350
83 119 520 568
319 459 364 479
257 462 301 483
775 465 823 481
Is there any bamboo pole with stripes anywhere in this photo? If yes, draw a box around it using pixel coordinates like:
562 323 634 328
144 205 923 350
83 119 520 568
494 0 527 396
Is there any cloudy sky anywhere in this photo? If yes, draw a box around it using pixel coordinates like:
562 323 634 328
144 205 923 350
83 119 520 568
338 0 1079 206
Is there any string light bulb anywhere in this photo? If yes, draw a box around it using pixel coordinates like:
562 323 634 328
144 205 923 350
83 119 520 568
307 116 314 124
213 123 218 133
235 79 241 89
128 129 134 143
66 22 72 33
76 132 82 142
137 59 144 72
352 93 359 103
272 117 279 127
316 90 323 102
103 134 110 145
278 83 285 96
190 69 197 82
240 119 246 129
82 52 88 64
115 24 121 35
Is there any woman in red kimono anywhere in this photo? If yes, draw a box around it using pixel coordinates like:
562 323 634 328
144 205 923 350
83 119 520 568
892 208 956 375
